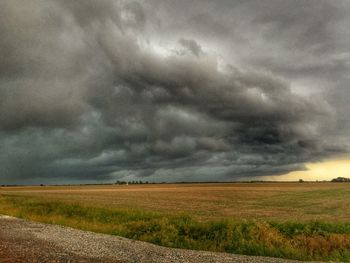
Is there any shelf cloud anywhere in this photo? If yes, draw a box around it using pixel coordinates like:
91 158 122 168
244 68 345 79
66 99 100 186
1 0 349 184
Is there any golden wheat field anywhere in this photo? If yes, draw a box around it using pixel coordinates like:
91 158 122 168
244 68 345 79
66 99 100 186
2 182 350 261
1 182 350 222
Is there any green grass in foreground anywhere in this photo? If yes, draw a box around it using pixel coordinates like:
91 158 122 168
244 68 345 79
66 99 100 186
1 194 350 262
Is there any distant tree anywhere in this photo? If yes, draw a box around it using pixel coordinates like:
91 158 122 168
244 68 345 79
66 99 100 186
115 180 127 185
299 179 304 183
331 177 350 182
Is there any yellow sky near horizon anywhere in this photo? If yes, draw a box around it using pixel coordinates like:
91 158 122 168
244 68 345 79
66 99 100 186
264 157 350 181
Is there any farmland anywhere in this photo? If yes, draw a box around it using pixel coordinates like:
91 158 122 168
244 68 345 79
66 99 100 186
1 182 350 261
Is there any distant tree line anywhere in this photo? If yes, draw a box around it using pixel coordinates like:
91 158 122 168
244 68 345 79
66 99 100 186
331 177 350 182
115 180 149 185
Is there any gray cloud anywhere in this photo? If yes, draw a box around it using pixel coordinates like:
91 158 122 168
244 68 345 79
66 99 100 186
178 38 204 57
0 0 349 184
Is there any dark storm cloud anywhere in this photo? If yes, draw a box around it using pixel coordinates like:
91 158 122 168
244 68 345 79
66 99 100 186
178 38 204 57
0 0 349 184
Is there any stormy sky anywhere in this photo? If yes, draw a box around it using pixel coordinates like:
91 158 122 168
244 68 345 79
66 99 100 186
1 0 350 184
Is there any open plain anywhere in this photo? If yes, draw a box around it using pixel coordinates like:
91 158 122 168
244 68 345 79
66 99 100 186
1 182 350 221
1 183 350 261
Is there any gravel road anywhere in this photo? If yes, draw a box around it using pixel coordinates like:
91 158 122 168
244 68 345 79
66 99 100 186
0 215 321 263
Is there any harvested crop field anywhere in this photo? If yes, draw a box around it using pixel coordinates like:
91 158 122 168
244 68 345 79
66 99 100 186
1 182 350 221
1 183 350 261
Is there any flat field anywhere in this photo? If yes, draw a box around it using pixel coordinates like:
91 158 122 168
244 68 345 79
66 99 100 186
1 182 350 221
1 182 350 261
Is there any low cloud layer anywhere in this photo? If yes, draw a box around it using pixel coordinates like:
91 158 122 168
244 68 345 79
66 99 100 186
1 0 349 184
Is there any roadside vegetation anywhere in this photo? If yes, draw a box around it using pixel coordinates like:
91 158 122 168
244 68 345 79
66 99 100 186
1 192 350 261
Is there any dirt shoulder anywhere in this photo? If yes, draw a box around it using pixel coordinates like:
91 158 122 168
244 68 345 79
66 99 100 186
0 215 311 263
